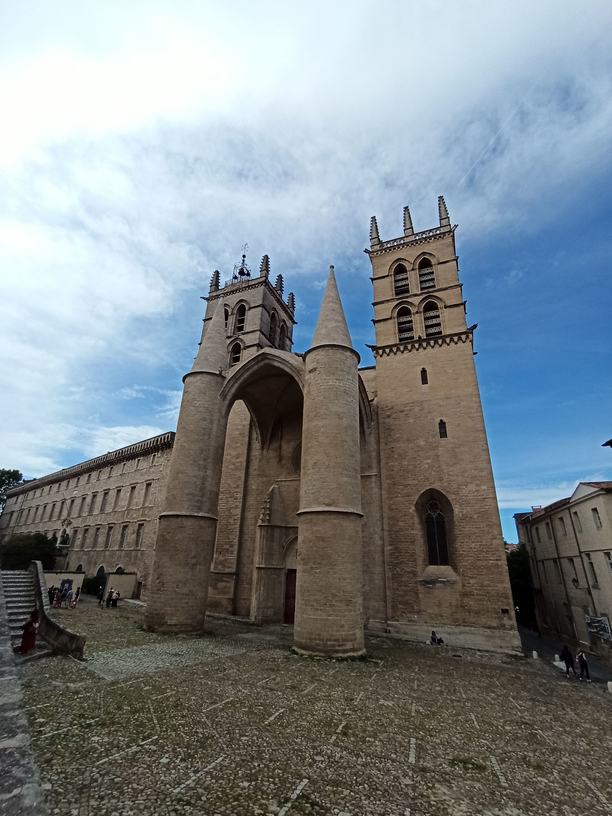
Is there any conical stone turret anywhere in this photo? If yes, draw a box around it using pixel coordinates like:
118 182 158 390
146 300 229 633
293 266 365 657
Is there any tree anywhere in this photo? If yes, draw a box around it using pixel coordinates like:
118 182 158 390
0 469 23 512
0 533 56 570
506 543 537 630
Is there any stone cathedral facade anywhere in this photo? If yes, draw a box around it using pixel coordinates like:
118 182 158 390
146 198 519 655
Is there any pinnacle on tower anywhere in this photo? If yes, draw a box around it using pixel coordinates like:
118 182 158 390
287 292 296 313
369 216 381 248
190 299 228 374
259 254 270 278
311 265 353 350
275 274 284 295
209 269 220 292
438 195 451 228
403 206 414 237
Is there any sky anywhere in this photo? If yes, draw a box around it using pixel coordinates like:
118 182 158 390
1 0 611 541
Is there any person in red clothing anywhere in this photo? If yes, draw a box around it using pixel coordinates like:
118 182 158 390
19 610 39 654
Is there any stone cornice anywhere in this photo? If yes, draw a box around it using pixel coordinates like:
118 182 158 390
7 432 176 497
365 225 456 256
369 328 474 358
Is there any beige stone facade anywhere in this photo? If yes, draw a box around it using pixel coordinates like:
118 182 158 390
515 481 612 661
0 434 174 597
1 200 518 653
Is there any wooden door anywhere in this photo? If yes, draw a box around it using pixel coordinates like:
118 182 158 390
284 569 296 624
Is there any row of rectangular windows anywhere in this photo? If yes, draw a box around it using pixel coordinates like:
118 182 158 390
11 482 154 526
8 453 160 505
535 551 612 589
72 521 146 551
532 507 604 543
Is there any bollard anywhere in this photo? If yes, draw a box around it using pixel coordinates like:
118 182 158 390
554 654 560 662
532 650 538 659
607 681 612 694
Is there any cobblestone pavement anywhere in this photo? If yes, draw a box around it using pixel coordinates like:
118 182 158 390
21 599 612 816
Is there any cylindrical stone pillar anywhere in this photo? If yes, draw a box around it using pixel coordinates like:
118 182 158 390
146 302 228 633
293 341 365 657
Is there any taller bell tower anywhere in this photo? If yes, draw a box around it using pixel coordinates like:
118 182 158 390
367 198 519 651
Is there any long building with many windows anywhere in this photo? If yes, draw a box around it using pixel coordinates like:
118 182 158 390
515 481 612 662
0 433 174 597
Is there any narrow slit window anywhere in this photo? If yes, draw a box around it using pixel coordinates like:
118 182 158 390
438 420 447 438
269 312 278 346
421 367 428 385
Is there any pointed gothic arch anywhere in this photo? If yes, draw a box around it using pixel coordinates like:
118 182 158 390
422 300 443 337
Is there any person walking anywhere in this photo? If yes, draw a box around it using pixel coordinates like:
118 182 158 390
560 645 576 679
47 585 55 606
105 588 114 609
111 590 120 609
97 585 105 607
577 649 591 682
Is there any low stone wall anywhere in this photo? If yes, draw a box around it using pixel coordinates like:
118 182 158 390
29 562 86 660
0 566 49 814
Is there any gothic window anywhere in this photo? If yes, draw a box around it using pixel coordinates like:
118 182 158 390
224 307 229 331
279 323 287 349
230 342 242 365
418 258 436 290
235 304 246 333
438 419 447 438
269 312 278 346
425 500 449 566
421 367 428 385
393 263 410 296
396 306 414 342
423 301 442 337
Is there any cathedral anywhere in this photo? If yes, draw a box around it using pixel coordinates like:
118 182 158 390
145 197 519 655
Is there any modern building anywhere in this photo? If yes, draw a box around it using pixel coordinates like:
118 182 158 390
1 199 518 655
515 481 612 661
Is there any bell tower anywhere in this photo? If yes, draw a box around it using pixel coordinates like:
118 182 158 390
203 252 297 369
367 198 519 651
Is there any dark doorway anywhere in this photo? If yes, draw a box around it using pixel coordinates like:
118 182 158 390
284 569 296 624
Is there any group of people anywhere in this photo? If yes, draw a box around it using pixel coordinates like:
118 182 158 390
560 644 591 681
48 584 80 609
97 586 121 609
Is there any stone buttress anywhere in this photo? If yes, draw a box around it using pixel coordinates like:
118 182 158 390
293 267 365 657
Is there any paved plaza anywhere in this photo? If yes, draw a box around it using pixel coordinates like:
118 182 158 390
20 599 612 816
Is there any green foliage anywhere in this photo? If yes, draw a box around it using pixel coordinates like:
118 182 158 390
507 542 537 629
0 533 56 570
0 468 23 512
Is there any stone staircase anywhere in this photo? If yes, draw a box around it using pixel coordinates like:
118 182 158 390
1 568 54 661
1 569 39 648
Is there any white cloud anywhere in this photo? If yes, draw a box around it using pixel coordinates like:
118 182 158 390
83 425 167 457
1 1 612 474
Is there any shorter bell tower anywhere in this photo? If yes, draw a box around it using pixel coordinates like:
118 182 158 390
203 252 297 369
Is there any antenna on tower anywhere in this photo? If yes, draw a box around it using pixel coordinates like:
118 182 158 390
232 243 251 282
